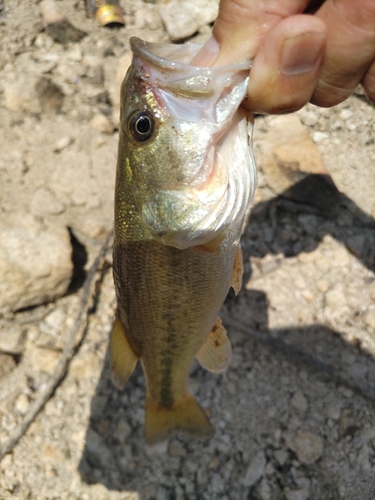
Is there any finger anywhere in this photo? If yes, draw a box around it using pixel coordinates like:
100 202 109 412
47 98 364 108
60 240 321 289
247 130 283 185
362 59 375 104
244 15 326 114
312 0 375 106
212 0 311 66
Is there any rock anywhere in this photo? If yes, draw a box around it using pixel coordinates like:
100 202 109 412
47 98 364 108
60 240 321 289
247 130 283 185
90 113 114 134
35 77 64 114
114 419 132 444
273 449 289 466
0 213 73 314
338 409 359 437
363 308 375 329
31 187 66 216
4 74 64 114
40 1 87 45
257 477 272 500
69 352 98 379
285 490 309 500
257 115 332 196
157 0 219 40
345 234 365 257
357 445 371 472
0 324 25 355
290 431 324 465
0 353 16 379
66 47 83 62
53 136 74 153
15 393 30 415
83 56 105 87
291 390 308 413
339 109 352 120
85 427 112 469
346 361 368 380
311 131 329 142
4 74 41 113
324 286 347 309
242 451 266 487
298 109 319 127
40 0 65 25
29 346 60 374
325 400 342 421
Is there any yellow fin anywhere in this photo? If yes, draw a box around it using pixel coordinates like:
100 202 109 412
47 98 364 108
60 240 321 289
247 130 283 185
231 243 243 295
145 392 213 445
196 317 232 373
110 316 138 390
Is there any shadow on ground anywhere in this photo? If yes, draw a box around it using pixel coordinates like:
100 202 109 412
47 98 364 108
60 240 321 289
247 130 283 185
78 174 375 500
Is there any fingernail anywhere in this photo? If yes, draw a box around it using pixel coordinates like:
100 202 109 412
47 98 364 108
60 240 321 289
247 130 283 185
281 32 325 75
191 36 220 67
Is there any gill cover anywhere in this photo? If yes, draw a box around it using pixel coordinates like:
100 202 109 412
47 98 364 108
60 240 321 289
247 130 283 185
122 37 257 249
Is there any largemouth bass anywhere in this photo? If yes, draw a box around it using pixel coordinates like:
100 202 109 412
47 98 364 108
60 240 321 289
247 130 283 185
112 37 257 444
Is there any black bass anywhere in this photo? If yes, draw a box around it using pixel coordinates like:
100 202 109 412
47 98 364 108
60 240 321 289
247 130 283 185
111 37 257 444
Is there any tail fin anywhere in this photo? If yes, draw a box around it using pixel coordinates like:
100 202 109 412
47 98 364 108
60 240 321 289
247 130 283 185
145 392 213 445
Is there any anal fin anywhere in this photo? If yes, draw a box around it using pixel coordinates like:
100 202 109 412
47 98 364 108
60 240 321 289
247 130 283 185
110 315 138 390
196 317 232 373
145 392 213 445
231 243 243 295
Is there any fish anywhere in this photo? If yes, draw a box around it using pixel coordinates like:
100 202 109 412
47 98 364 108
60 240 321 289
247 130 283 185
111 36 257 445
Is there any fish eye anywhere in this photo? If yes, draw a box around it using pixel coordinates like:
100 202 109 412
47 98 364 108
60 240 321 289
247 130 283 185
128 110 155 143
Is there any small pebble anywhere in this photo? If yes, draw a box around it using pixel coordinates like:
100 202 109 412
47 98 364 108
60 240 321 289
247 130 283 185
54 136 73 152
312 131 329 142
291 431 324 465
15 393 30 414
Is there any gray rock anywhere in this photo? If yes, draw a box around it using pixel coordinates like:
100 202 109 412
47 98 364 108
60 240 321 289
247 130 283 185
85 427 112 469
325 400 342 421
0 213 72 314
273 449 289 466
114 419 132 444
291 390 308 413
285 490 309 500
242 450 266 487
157 0 219 40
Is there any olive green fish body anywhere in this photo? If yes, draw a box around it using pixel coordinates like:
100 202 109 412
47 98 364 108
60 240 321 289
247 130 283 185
112 37 257 444
113 224 241 408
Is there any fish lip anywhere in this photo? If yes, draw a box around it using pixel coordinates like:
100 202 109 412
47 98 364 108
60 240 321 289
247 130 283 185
130 37 252 73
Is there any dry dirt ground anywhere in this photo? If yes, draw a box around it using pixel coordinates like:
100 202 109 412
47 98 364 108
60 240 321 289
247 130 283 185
1 1 375 499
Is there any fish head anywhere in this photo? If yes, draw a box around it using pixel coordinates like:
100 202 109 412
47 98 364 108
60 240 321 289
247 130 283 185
118 37 257 249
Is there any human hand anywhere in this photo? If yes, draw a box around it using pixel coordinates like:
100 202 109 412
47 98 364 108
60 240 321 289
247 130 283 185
193 0 375 114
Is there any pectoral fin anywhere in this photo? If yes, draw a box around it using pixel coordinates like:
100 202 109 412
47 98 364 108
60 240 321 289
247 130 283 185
145 392 213 445
231 243 243 295
110 316 138 390
196 317 232 373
